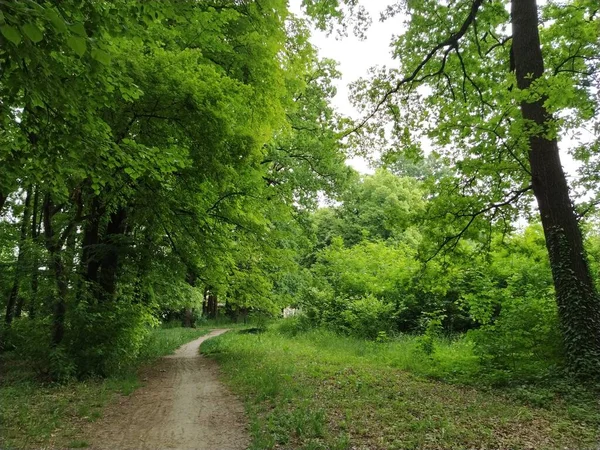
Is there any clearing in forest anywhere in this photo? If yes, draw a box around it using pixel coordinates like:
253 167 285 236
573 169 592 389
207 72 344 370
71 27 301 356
203 328 600 449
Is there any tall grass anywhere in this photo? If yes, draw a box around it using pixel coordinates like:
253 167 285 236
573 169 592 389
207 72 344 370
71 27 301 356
275 319 481 383
203 320 600 449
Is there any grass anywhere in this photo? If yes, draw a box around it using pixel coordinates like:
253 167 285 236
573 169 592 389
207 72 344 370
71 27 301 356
202 323 600 449
0 326 211 450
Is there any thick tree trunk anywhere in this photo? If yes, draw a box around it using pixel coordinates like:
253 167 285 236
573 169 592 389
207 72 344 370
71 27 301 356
43 195 67 347
205 289 218 319
81 197 103 284
512 0 600 375
5 187 32 324
98 207 127 299
183 308 194 327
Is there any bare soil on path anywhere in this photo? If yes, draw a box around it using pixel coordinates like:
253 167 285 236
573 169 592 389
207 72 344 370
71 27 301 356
85 329 248 450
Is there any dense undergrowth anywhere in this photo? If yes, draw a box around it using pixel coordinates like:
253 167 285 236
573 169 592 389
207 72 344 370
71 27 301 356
203 321 600 450
0 326 210 450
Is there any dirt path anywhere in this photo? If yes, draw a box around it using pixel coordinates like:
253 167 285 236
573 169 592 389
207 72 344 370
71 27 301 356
86 329 249 450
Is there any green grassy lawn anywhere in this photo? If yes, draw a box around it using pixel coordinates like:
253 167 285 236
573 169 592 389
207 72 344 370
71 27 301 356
202 325 600 450
0 326 210 450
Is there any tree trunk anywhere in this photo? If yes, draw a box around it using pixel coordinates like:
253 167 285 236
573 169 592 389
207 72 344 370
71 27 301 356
182 270 197 327
13 186 34 319
206 290 218 319
81 197 103 285
203 287 209 317
512 0 600 375
29 186 41 319
183 308 194 327
98 207 127 300
43 195 68 347
64 228 78 289
5 187 32 324
0 192 7 216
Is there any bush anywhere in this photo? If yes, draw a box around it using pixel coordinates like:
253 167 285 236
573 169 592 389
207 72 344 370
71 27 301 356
66 297 156 377
338 294 395 340
468 295 563 376
3 317 69 380
274 314 315 337
416 312 445 356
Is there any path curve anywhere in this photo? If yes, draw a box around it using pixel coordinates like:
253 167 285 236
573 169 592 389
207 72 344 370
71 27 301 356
86 329 248 450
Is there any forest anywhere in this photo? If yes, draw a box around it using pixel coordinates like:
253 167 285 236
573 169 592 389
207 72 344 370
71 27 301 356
1 0 599 449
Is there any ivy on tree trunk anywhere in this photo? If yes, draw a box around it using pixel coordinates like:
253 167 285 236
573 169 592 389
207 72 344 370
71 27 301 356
512 0 600 376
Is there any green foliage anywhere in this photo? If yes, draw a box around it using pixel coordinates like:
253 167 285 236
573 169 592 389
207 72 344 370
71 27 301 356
3 317 55 377
416 312 445 356
338 294 395 340
304 179 564 374
0 0 351 379
468 295 562 374
66 298 157 377
273 313 316 337
458 226 563 373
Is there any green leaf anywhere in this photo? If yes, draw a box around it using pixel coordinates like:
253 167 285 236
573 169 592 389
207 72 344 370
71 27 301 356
0 25 22 45
69 22 87 37
67 35 86 56
91 48 111 65
0 11 5 25
22 23 43 43
46 9 67 34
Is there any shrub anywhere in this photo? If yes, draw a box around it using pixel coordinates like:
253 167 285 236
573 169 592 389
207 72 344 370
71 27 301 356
274 314 315 337
66 296 156 377
3 317 66 379
468 295 563 376
339 294 395 340
416 312 445 356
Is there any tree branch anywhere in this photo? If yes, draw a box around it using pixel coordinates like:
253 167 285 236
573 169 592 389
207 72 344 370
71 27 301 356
425 185 533 262
342 0 484 137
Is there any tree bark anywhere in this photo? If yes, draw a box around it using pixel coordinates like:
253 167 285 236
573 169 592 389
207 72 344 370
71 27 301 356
203 287 209 317
183 270 197 327
98 207 127 300
512 0 600 375
183 308 194 327
13 186 33 319
81 197 103 284
43 195 68 347
29 186 41 319
5 187 32 324
0 192 7 216
205 288 218 319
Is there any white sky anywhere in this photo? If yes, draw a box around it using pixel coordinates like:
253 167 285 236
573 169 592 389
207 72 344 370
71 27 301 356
288 0 399 173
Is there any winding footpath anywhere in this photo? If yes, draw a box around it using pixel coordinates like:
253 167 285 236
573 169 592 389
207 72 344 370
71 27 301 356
86 329 248 450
